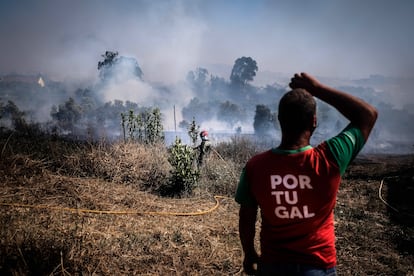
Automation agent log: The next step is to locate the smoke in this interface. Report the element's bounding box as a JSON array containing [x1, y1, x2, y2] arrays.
[[2, 1, 413, 83], [94, 54, 199, 134], [0, 0, 208, 85], [1, 1, 414, 152], [101, 79, 155, 104], [97, 76, 195, 132], [1, 65, 413, 154], [200, 118, 254, 134]]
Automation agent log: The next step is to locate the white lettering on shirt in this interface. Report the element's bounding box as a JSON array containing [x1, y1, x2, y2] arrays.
[[274, 205, 315, 219], [271, 174, 312, 190], [270, 174, 315, 219]]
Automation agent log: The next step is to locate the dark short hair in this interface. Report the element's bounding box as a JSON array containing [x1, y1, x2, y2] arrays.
[[278, 88, 316, 134]]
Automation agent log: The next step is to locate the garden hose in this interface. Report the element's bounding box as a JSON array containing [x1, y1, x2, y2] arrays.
[[0, 195, 232, 216]]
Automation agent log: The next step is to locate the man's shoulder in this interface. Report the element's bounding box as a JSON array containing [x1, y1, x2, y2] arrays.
[[245, 149, 284, 171], [248, 149, 273, 162], [324, 124, 366, 175]]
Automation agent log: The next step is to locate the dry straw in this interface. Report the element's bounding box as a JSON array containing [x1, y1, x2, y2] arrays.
[[0, 136, 249, 275], [2, 134, 413, 275]]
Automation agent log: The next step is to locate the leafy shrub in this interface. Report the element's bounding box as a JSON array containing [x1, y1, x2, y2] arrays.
[[121, 108, 164, 144], [163, 138, 200, 197]]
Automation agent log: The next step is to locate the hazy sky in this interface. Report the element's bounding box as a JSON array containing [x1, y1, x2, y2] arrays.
[[1, 0, 413, 83]]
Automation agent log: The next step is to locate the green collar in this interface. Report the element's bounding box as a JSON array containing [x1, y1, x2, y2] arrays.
[[271, 145, 313, 155]]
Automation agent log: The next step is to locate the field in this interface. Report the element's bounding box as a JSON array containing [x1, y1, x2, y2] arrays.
[[0, 132, 413, 275]]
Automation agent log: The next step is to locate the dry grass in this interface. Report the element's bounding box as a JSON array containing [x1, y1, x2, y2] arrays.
[[0, 134, 245, 275], [1, 133, 413, 275], [1, 175, 242, 275]]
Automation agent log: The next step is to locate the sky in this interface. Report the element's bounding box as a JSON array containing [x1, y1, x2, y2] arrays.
[[0, 0, 413, 84]]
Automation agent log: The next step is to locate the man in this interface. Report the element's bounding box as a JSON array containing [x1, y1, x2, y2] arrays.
[[235, 72, 377, 275], [196, 130, 211, 167]]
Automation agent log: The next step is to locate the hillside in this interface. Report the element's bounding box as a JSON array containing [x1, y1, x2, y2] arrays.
[[0, 133, 413, 275]]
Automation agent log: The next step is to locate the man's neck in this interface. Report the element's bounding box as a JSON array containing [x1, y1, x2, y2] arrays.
[[278, 132, 311, 150]]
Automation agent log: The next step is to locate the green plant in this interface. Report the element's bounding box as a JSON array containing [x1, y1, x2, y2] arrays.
[[121, 108, 164, 144], [187, 117, 200, 146], [146, 108, 164, 144], [164, 138, 199, 197]]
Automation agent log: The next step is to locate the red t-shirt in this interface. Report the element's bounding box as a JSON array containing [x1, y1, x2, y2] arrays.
[[235, 125, 365, 268]]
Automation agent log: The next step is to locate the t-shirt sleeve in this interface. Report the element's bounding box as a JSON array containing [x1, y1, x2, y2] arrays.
[[235, 167, 257, 206], [326, 124, 366, 175]]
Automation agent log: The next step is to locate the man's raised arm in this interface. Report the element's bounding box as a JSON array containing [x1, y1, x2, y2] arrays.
[[289, 72, 378, 141]]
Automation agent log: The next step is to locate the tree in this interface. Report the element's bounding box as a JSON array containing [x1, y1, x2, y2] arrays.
[[230, 56, 258, 86], [98, 51, 119, 70], [209, 74, 229, 99], [0, 100, 28, 132], [74, 88, 97, 113], [186, 67, 211, 100], [146, 107, 164, 144], [253, 104, 276, 136], [97, 51, 143, 81], [186, 67, 209, 88], [98, 51, 119, 81], [217, 101, 246, 127], [120, 107, 164, 144], [181, 97, 214, 124], [50, 98, 82, 133]]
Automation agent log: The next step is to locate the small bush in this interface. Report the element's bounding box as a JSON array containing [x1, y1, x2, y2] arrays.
[[163, 138, 200, 197]]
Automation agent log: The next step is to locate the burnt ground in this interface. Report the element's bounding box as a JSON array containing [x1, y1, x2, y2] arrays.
[[335, 154, 414, 275]]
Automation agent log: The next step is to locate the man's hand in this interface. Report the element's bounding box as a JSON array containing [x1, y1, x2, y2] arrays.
[[289, 71, 378, 141], [239, 205, 258, 275], [288, 72, 322, 95], [243, 251, 258, 275]]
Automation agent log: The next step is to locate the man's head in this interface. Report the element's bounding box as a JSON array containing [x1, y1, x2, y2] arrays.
[[278, 88, 317, 136], [200, 130, 209, 141]]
